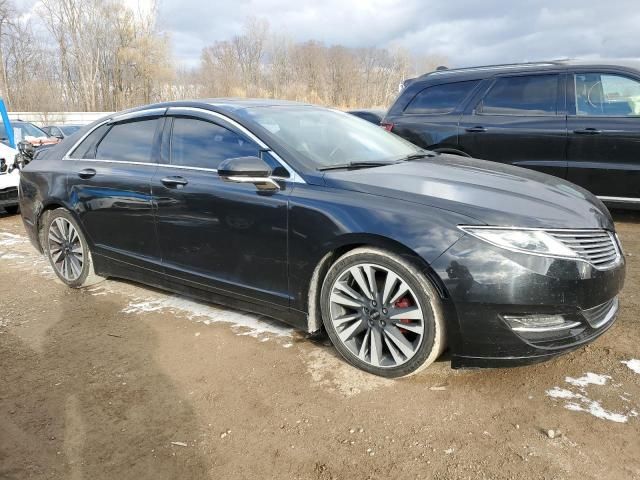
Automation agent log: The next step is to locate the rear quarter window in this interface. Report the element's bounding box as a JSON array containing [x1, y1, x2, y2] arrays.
[[404, 80, 480, 114]]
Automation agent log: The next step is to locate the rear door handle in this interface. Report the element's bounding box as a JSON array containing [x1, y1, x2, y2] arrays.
[[161, 176, 188, 188], [573, 128, 602, 135], [77, 168, 96, 179], [465, 126, 487, 133]]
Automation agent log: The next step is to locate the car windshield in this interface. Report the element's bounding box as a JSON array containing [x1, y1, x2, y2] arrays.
[[15, 122, 48, 138], [60, 125, 81, 135], [238, 106, 421, 169]]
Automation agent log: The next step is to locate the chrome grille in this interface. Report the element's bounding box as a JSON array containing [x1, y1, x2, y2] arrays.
[[581, 297, 619, 329], [547, 229, 621, 269]]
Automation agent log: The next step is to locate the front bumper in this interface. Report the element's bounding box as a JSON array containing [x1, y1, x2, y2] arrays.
[[430, 234, 626, 368], [0, 186, 18, 208]]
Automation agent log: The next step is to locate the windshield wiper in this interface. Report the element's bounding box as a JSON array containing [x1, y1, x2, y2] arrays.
[[317, 161, 395, 172], [400, 151, 438, 161]]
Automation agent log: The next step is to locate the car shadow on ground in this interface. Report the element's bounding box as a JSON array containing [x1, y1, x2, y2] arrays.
[[0, 287, 210, 479]]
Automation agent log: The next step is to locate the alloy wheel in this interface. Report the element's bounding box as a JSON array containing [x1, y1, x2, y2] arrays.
[[47, 217, 84, 282], [328, 263, 425, 368]]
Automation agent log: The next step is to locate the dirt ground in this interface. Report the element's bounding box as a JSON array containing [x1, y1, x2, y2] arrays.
[[0, 210, 639, 480]]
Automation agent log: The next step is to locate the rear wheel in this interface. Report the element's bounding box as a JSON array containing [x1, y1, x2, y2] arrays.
[[320, 247, 445, 378], [43, 208, 103, 287], [4, 205, 19, 215]]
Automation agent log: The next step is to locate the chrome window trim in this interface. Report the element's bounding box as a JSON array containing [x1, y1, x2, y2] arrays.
[[598, 195, 640, 204], [63, 107, 305, 184], [458, 225, 623, 270]]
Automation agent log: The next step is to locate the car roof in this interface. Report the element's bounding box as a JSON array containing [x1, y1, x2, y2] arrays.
[[416, 58, 640, 82]]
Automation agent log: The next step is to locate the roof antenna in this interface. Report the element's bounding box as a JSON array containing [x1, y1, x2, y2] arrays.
[[436, 66, 448, 71]]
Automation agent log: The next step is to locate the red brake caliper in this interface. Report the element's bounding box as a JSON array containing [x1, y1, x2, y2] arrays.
[[394, 296, 412, 335]]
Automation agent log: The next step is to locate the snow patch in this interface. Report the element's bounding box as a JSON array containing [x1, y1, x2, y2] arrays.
[[565, 372, 611, 388], [0, 232, 22, 247], [121, 295, 292, 339], [547, 371, 635, 423], [622, 359, 640, 375]]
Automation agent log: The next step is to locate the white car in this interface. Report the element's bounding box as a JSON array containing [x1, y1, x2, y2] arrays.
[[0, 141, 19, 214]]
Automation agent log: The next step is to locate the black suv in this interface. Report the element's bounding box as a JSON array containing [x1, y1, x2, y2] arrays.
[[383, 60, 640, 206]]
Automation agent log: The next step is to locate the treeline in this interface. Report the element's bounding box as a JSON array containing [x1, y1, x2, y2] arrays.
[[0, 0, 446, 112]]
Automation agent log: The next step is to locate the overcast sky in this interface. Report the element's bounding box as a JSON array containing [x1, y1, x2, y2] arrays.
[[18, 0, 640, 68]]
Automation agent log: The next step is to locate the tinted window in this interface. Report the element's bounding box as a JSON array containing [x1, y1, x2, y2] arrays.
[[405, 81, 479, 114], [170, 117, 259, 169], [575, 73, 640, 116], [96, 119, 158, 162], [60, 125, 81, 135], [480, 75, 559, 115], [69, 124, 110, 159]]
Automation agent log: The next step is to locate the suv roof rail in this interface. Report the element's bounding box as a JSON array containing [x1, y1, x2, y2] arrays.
[[419, 60, 567, 79]]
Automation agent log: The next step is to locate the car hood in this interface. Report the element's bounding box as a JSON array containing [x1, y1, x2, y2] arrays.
[[321, 155, 614, 230]]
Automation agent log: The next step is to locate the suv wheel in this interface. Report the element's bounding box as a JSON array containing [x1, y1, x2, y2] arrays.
[[43, 208, 104, 287], [320, 247, 446, 377]]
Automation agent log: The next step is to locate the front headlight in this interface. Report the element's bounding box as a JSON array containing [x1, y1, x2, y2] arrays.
[[459, 226, 579, 259]]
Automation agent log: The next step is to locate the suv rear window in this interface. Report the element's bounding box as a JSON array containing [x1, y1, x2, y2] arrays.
[[404, 80, 479, 114], [479, 74, 559, 116]]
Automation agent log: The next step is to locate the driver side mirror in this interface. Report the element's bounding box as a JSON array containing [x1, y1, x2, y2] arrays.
[[218, 156, 280, 192]]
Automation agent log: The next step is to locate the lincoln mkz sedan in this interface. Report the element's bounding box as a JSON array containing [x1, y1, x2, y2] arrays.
[[18, 99, 625, 377]]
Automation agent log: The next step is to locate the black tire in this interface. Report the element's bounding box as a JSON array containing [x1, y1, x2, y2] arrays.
[[4, 205, 19, 215], [320, 247, 446, 378], [42, 208, 104, 288]]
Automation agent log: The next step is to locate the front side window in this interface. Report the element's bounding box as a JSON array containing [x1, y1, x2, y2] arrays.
[[405, 80, 479, 114], [96, 119, 159, 163], [575, 73, 640, 116], [479, 74, 559, 116], [169, 117, 259, 169]]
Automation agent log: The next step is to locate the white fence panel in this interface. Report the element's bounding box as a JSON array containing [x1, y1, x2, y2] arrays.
[[7, 112, 114, 127]]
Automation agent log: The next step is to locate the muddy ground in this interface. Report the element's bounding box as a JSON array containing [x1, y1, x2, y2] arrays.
[[0, 210, 639, 480]]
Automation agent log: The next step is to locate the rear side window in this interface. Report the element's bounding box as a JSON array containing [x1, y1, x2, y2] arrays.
[[69, 124, 109, 159], [404, 80, 479, 114], [170, 117, 259, 169], [96, 119, 159, 162], [479, 74, 559, 116], [574, 73, 640, 116]]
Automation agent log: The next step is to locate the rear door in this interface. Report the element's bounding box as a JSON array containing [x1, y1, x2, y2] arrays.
[[458, 73, 568, 178], [65, 111, 163, 269], [566, 70, 640, 199]]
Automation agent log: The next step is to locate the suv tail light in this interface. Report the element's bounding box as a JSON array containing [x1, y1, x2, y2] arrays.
[[381, 122, 394, 132]]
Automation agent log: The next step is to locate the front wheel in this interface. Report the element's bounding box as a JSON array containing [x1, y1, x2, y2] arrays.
[[320, 247, 446, 378], [43, 208, 104, 288]]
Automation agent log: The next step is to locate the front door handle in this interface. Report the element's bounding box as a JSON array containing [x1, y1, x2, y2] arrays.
[[77, 168, 96, 179], [465, 126, 487, 133], [161, 176, 188, 188], [573, 128, 602, 135]]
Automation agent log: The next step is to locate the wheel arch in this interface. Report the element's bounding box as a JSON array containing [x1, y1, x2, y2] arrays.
[[35, 199, 80, 251], [305, 233, 450, 334]]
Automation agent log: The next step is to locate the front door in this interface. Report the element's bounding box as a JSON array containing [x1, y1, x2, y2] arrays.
[[458, 73, 568, 178], [66, 115, 163, 269], [567, 71, 640, 198], [152, 109, 290, 308]]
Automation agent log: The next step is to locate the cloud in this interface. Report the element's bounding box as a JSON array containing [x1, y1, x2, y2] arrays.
[[157, 0, 640, 68]]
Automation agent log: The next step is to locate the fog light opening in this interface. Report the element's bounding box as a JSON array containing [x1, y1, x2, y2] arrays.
[[503, 314, 582, 333]]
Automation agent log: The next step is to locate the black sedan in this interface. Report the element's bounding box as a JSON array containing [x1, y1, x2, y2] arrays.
[[18, 100, 625, 377]]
